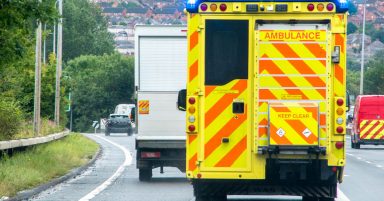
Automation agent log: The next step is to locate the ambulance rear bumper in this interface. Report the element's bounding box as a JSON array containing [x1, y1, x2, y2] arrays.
[[259, 146, 326, 155]]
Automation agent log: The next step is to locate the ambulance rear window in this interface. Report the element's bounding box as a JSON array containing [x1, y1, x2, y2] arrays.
[[205, 20, 248, 85]]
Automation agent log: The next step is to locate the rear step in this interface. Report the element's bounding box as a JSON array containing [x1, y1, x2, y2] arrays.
[[259, 146, 326, 155]]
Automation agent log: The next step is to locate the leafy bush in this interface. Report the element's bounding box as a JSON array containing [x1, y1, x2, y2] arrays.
[[0, 99, 23, 140]]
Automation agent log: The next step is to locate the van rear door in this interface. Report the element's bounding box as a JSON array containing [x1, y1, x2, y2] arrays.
[[358, 96, 384, 140]]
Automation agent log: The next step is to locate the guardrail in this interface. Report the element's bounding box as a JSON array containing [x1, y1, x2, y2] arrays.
[[0, 130, 70, 151]]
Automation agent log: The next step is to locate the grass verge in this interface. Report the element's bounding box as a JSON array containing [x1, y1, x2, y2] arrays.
[[0, 133, 99, 197], [0, 119, 65, 141]]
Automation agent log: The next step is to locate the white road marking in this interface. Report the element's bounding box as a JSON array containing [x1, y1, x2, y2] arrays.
[[365, 161, 372, 164], [356, 157, 362, 160], [79, 135, 132, 201], [376, 165, 383, 168], [337, 188, 350, 201]]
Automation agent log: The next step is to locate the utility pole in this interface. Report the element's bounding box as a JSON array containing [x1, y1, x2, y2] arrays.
[[360, 0, 367, 95], [53, 0, 59, 55], [34, 2, 43, 136], [43, 24, 46, 64], [55, 0, 63, 126], [53, 23, 56, 54]]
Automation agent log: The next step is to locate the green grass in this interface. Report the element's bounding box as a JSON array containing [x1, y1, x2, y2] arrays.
[[0, 133, 99, 197], [0, 119, 65, 141]]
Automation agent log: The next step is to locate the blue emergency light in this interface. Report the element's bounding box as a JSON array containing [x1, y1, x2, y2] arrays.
[[186, 0, 349, 13]]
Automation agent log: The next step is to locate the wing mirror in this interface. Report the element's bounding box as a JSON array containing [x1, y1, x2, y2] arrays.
[[346, 91, 351, 112], [177, 89, 186, 111]]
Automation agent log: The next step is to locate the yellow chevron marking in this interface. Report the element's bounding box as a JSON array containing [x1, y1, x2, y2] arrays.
[[203, 121, 247, 167]]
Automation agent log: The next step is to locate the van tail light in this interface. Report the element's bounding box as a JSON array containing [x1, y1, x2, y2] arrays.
[[141, 152, 161, 158]]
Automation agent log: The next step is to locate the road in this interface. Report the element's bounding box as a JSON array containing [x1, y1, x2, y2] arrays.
[[29, 133, 384, 201]]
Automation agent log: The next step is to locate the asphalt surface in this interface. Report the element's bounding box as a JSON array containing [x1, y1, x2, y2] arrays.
[[28, 133, 384, 201]]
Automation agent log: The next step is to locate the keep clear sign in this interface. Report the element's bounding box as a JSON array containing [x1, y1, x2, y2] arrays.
[[276, 112, 311, 120]]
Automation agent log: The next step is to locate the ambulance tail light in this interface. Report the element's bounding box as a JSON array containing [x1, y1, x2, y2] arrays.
[[219, 4, 227, 11], [327, 3, 334, 11], [189, 97, 196, 104], [336, 126, 343, 133], [187, 96, 198, 134], [335, 142, 344, 149], [210, 3, 217, 11], [334, 97, 346, 135], [307, 4, 315, 11], [188, 125, 196, 132], [317, 4, 324, 11], [332, 166, 338, 172], [337, 98, 344, 106]]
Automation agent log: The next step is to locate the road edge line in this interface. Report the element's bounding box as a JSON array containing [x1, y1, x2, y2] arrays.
[[78, 135, 132, 201], [337, 187, 350, 201], [8, 139, 102, 201]]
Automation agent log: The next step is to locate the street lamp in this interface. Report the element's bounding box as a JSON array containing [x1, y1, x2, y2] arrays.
[[359, 0, 367, 95]]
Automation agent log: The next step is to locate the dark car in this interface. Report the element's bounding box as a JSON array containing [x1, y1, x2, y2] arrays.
[[105, 114, 133, 136]]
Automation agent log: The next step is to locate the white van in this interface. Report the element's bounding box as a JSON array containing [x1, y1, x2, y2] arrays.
[[114, 104, 135, 116]]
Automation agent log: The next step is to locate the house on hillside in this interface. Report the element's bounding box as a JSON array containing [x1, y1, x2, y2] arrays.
[[366, 40, 384, 57], [347, 33, 372, 49], [102, 7, 124, 16]]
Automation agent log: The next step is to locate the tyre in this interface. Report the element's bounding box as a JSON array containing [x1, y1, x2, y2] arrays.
[[139, 168, 152, 181], [355, 142, 360, 149], [127, 127, 133, 136], [105, 131, 110, 136], [195, 195, 227, 201]]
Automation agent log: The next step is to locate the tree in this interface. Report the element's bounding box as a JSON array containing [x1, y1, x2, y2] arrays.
[[0, 0, 58, 66], [347, 22, 358, 35], [372, 28, 384, 43], [348, 2, 357, 15], [61, 0, 115, 62], [64, 54, 134, 132], [347, 58, 360, 71], [346, 70, 360, 98], [364, 51, 384, 95]]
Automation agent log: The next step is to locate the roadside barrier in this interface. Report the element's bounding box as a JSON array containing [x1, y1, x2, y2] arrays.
[[0, 130, 70, 151]]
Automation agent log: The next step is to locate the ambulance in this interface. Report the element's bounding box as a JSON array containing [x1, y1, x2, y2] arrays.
[[351, 95, 384, 149], [178, 0, 349, 200]]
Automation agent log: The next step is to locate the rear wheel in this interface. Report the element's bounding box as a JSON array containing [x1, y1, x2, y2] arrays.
[[127, 127, 133, 136], [139, 168, 152, 181], [355, 142, 360, 149], [351, 138, 355, 149]]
